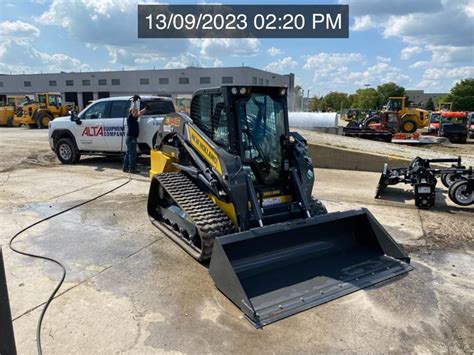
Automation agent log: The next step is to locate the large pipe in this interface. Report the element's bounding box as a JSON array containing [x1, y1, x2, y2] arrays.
[[289, 112, 338, 129]]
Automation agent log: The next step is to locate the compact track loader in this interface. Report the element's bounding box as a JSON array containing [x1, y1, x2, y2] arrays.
[[148, 86, 412, 327]]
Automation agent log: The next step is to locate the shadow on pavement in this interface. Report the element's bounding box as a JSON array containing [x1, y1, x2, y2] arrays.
[[75, 155, 150, 177]]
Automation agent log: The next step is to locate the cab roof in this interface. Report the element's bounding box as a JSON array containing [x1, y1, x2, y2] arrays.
[[93, 95, 172, 102]]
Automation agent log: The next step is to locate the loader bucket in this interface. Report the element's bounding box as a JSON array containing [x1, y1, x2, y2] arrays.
[[209, 208, 412, 327]]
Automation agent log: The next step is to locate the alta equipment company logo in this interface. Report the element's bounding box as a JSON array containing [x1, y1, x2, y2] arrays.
[[82, 126, 124, 137]]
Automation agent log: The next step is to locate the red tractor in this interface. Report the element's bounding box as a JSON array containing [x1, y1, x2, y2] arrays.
[[344, 111, 415, 142]]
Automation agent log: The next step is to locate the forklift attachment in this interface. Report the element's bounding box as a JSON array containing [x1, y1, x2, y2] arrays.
[[209, 208, 412, 327]]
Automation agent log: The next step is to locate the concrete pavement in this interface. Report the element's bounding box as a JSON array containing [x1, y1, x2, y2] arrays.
[[1, 128, 473, 353]]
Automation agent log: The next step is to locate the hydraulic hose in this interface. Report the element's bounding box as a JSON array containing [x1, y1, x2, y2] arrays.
[[9, 177, 131, 355]]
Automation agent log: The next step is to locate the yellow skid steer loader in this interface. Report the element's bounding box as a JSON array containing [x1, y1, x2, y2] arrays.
[[148, 86, 412, 327]]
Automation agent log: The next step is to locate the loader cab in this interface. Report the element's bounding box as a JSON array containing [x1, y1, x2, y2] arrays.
[[190, 86, 289, 187], [386, 97, 404, 112]]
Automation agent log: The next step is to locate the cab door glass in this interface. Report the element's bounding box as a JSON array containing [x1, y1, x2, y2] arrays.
[[109, 100, 129, 118], [83, 101, 108, 120]]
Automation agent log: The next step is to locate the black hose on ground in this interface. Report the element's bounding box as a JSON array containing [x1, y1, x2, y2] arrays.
[[8, 177, 131, 355]]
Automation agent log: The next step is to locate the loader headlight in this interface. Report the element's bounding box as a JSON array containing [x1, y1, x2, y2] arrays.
[[280, 88, 286, 96], [239, 87, 247, 95], [231, 87, 238, 95]]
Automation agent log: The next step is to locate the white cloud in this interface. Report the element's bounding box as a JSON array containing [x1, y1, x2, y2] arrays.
[[213, 59, 223, 67], [409, 61, 431, 69], [382, 1, 473, 47], [0, 20, 40, 39], [0, 39, 91, 73], [376, 56, 391, 63], [302, 52, 412, 94], [340, 0, 443, 16], [38, 0, 190, 66], [417, 66, 474, 91], [426, 45, 474, 64], [267, 46, 283, 56], [466, 2, 474, 17], [400, 46, 422, 60], [352, 16, 377, 31], [191, 38, 260, 59], [264, 57, 298, 73]]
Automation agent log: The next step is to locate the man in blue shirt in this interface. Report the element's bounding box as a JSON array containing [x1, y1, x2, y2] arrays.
[[123, 95, 147, 173]]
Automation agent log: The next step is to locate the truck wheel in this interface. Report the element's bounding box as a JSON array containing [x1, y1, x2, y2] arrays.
[[6, 116, 14, 127], [401, 120, 417, 133], [449, 180, 473, 206], [37, 112, 53, 129], [55, 138, 80, 164], [441, 173, 459, 188]]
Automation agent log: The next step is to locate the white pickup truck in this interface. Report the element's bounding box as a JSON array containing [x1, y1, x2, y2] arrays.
[[48, 96, 175, 164]]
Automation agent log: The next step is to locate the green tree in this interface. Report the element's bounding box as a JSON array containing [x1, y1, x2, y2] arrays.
[[321, 91, 350, 112], [347, 94, 358, 108], [376, 82, 405, 106], [309, 96, 323, 111], [445, 78, 474, 111], [424, 97, 435, 111], [355, 88, 379, 110]]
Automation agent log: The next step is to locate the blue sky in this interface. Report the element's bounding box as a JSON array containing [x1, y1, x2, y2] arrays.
[[0, 0, 473, 95]]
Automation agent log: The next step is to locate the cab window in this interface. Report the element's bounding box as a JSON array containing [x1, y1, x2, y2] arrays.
[[143, 100, 175, 115], [109, 100, 129, 118], [83, 101, 108, 120], [38, 94, 46, 104], [48, 95, 60, 106]]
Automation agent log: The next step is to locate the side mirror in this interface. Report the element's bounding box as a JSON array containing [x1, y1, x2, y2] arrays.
[[70, 111, 81, 125]]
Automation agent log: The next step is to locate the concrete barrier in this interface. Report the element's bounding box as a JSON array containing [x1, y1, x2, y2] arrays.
[[307, 143, 412, 172]]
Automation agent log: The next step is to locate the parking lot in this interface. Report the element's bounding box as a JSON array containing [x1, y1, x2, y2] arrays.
[[1, 128, 473, 353]]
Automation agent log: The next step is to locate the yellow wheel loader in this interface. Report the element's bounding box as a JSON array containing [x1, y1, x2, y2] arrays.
[[14, 93, 73, 129], [0, 96, 24, 127], [383, 96, 429, 133], [148, 86, 412, 327]]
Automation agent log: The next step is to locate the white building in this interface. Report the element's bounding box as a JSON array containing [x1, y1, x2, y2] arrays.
[[0, 67, 294, 110]]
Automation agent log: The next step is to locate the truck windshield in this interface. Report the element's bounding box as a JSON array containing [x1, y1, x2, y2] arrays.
[[237, 93, 286, 185], [143, 100, 175, 115]]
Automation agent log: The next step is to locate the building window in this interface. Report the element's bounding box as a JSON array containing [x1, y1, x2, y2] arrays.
[[265, 79, 269, 86], [200, 77, 211, 84], [66, 80, 74, 86], [159, 77, 169, 85], [140, 78, 150, 85], [179, 77, 189, 84], [98, 79, 107, 86], [222, 76, 233, 84], [49, 80, 57, 87], [252, 77, 257, 85], [24, 81, 31, 87], [259, 78, 263, 85], [0, 82, 4, 87], [82, 79, 90, 86], [111, 79, 120, 86]]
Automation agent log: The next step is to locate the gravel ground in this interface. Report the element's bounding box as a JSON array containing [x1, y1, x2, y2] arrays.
[[295, 128, 474, 167]]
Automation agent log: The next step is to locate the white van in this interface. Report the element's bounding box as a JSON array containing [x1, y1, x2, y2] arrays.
[[48, 96, 175, 164]]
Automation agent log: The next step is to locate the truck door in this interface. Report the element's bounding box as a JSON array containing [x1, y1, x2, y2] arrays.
[[102, 99, 129, 152], [74, 100, 109, 150]]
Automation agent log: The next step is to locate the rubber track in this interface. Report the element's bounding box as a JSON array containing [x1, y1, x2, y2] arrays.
[[155, 173, 235, 260]]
